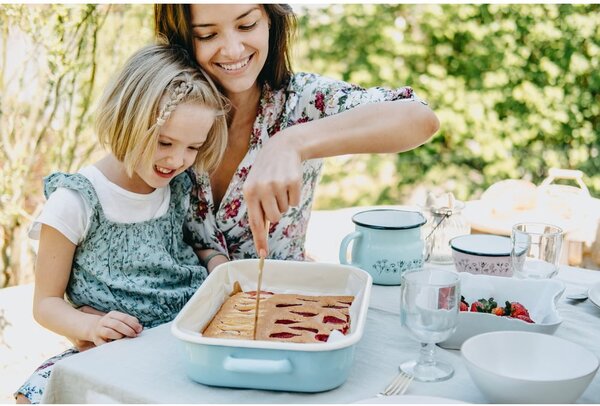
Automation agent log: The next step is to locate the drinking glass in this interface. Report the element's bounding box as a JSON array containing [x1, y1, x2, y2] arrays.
[[400, 267, 460, 382], [511, 223, 563, 279]]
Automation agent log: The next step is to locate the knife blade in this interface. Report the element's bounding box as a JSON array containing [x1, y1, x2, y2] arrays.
[[253, 220, 270, 340]]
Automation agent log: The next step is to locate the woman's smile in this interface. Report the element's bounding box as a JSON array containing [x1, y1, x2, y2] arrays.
[[216, 54, 253, 73]]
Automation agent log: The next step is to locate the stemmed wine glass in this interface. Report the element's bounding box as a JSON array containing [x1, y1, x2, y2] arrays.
[[400, 267, 460, 382]]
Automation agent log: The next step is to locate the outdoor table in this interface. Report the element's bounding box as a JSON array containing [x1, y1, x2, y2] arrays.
[[41, 264, 600, 404]]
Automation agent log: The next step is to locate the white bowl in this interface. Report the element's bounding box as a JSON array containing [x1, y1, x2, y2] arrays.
[[462, 331, 599, 403], [439, 272, 564, 349], [450, 234, 512, 277]]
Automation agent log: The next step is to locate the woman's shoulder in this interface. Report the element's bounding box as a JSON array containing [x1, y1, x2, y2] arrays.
[[287, 72, 352, 92]]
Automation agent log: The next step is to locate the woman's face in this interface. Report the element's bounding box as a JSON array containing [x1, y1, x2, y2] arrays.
[[190, 4, 270, 98]]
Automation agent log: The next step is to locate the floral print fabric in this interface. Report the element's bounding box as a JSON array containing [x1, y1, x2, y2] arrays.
[[15, 348, 79, 404], [185, 72, 420, 260]]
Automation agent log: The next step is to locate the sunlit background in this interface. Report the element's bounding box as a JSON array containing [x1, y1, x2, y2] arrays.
[[0, 4, 599, 401], [2, 4, 598, 289]]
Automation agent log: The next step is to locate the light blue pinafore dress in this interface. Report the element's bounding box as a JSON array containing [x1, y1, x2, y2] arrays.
[[45, 171, 207, 328]]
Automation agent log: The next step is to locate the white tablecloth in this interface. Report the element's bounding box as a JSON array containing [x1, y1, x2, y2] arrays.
[[41, 264, 600, 404]]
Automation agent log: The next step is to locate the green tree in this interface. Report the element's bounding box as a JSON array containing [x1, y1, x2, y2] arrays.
[[296, 4, 600, 207]]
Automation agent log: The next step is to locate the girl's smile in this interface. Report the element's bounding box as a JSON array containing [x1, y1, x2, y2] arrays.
[[134, 102, 216, 192]]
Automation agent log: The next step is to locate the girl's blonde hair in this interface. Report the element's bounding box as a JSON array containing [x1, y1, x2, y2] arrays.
[[95, 44, 228, 176]]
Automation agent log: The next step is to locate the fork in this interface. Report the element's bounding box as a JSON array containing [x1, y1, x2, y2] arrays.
[[377, 370, 414, 397]]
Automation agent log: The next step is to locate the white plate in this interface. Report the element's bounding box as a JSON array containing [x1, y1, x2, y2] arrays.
[[355, 395, 467, 404], [589, 282, 600, 310]]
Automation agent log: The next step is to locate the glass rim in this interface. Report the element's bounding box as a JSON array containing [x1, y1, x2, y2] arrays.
[[512, 222, 563, 236], [401, 268, 459, 287]]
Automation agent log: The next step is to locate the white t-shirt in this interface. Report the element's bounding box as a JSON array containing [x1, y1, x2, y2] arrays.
[[29, 166, 171, 245]]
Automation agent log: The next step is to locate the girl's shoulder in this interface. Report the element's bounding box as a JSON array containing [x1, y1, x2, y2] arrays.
[[44, 170, 97, 201]]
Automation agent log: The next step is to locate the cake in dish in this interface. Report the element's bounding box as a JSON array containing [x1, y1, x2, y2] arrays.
[[202, 290, 354, 343]]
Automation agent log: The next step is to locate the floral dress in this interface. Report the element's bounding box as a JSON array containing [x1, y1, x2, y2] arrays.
[[185, 72, 423, 260]]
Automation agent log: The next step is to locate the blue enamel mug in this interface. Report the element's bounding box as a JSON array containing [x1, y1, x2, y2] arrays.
[[339, 209, 427, 285]]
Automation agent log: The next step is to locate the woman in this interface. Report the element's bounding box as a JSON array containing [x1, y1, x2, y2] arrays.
[[156, 4, 440, 268]]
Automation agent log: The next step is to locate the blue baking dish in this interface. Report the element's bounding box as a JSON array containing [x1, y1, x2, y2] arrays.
[[171, 259, 372, 392]]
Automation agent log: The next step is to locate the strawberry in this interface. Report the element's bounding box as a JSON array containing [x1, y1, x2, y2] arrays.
[[470, 298, 498, 313], [514, 314, 534, 323], [491, 307, 505, 316], [511, 302, 530, 318], [470, 301, 484, 312], [460, 296, 469, 312]]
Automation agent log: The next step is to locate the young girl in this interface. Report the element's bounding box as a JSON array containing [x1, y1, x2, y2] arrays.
[[15, 44, 228, 404]]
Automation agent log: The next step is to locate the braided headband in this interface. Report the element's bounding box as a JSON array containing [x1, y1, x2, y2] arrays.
[[154, 81, 226, 128], [155, 81, 195, 127]]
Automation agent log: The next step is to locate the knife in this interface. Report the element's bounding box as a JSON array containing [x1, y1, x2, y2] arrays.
[[253, 220, 270, 340]]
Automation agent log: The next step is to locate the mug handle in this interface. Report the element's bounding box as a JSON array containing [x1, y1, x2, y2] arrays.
[[339, 231, 361, 265]]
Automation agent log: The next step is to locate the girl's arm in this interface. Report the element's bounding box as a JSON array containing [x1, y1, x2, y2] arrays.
[[197, 248, 229, 274], [33, 224, 143, 346], [244, 100, 440, 253]]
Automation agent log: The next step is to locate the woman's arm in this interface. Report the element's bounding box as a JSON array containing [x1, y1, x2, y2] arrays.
[[33, 225, 143, 346], [244, 100, 439, 254]]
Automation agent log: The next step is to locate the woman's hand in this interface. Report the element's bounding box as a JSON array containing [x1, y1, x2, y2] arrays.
[[243, 132, 302, 255], [87, 310, 143, 346]]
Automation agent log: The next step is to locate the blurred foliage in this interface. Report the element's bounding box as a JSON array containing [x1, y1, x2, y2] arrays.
[[0, 4, 599, 286], [0, 4, 152, 286], [296, 4, 600, 207]]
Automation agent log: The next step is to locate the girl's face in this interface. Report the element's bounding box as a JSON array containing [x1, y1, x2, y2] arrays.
[[135, 102, 215, 191], [190, 4, 270, 98]]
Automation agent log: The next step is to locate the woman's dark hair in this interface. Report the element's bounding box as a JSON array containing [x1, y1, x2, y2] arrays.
[[154, 4, 296, 90]]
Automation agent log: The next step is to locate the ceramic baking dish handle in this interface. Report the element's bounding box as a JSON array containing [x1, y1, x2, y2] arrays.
[[223, 355, 293, 374]]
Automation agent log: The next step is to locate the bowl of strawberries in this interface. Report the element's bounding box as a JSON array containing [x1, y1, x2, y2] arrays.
[[438, 272, 565, 349]]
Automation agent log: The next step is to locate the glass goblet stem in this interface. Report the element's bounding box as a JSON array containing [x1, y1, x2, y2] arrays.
[[418, 342, 436, 368]]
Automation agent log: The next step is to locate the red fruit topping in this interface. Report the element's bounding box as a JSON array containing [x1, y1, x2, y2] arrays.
[[322, 305, 347, 309], [460, 302, 469, 312], [275, 319, 298, 325], [269, 332, 300, 339], [276, 303, 301, 308], [323, 315, 346, 324], [315, 334, 329, 342], [247, 291, 274, 297], [340, 301, 353, 305], [290, 311, 317, 317], [290, 326, 319, 333]]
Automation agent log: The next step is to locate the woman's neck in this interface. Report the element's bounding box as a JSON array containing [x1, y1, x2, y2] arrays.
[[226, 84, 261, 132]]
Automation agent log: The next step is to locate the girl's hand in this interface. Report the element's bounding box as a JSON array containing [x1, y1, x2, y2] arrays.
[[243, 132, 302, 255], [78, 305, 107, 316], [88, 310, 143, 346], [68, 337, 96, 352], [67, 305, 108, 350]]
